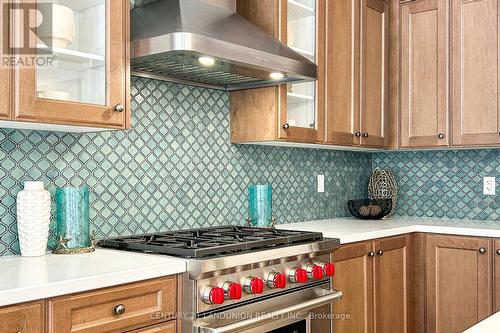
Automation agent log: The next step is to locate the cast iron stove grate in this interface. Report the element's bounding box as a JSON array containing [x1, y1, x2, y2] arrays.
[[98, 226, 323, 258]]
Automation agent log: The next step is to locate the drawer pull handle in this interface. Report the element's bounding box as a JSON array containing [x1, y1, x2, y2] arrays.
[[479, 247, 486, 254], [376, 250, 383, 256], [367, 251, 375, 257], [496, 249, 500, 255], [113, 304, 126, 315]]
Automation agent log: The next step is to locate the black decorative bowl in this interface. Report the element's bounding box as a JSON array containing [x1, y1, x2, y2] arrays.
[[348, 199, 392, 220]]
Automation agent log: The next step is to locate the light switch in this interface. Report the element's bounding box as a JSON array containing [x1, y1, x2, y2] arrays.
[[483, 177, 496, 195], [317, 175, 324, 193]]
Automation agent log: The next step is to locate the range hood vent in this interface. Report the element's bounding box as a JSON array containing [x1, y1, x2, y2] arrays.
[[130, 0, 317, 91]]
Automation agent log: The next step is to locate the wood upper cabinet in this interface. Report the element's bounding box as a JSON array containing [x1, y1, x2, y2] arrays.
[[426, 234, 492, 333], [400, 0, 449, 148], [331, 241, 374, 333], [12, 0, 130, 130], [231, 0, 325, 144], [326, 0, 389, 148], [451, 0, 500, 147], [0, 0, 11, 120], [373, 235, 410, 333], [494, 239, 500, 313], [0, 301, 45, 333], [360, 0, 389, 147], [325, 0, 360, 146]]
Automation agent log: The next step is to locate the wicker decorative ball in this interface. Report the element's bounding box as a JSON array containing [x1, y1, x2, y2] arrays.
[[368, 169, 398, 218]]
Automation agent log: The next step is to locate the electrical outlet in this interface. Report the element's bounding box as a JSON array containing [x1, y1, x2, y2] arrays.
[[317, 175, 324, 193], [483, 177, 496, 195]]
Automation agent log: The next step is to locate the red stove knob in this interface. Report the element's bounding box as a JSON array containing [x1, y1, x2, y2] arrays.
[[267, 272, 286, 289], [322, 262, 336, 277], [288, 267, 308, 283], [222, 281, 242, 300], [202, 286, 225, 305], [306, 264, 324, 280], [244, 277, 264, 294]]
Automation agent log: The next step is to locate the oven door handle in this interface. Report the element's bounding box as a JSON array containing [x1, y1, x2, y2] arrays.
[[194, 289, 343, 333]]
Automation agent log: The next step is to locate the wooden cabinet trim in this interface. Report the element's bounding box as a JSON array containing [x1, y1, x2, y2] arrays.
[[13, 0, 129, 129], [494, 239, 500, 313]]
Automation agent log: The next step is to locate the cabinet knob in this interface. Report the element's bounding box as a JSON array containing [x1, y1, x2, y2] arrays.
[[113, 304, 126, 315], [114, 104, 125, 112], [367, 251, 375, 257], [479, 247, 486, 254], [283, 123, 290, 130], [376, 250, 383, 256], [438, 133, 445, 139], [354, 131, 361, 137], [362, 133, 369, 138], [496, 249, 500, 255]]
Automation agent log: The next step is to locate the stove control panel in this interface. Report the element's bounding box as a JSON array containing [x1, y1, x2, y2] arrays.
[[196, 254, 335, 312]]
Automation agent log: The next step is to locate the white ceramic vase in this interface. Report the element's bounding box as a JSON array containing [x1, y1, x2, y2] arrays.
[[16, 181, 51, 257]]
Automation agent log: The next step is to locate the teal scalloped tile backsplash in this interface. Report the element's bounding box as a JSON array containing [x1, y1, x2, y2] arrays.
[[0, 76, 498, 256], [373, 150, 499, 220], [0, 77, 370, 256]]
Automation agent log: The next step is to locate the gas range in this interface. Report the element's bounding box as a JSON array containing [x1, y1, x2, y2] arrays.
[[99, 226, 342, 332]]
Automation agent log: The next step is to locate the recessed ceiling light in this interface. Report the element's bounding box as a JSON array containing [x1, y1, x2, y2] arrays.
[[269, 72, 284, 80], [199, 56, 215, 67]]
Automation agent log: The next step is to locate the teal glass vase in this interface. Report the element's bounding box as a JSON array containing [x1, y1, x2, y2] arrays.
[[55, 187, 91, 252], [248, 184, 273, 227]]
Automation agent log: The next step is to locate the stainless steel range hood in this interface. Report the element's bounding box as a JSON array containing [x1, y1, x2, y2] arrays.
[[130, 0, 317, 91]]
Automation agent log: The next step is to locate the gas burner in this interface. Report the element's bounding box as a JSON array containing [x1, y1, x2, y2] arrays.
[[98, 226, 323, 258]]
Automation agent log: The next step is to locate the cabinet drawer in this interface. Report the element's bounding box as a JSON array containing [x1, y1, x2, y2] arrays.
[[48, 276, 177, 333], [0, 301, 45, 333], [127, 321, 176, 333]]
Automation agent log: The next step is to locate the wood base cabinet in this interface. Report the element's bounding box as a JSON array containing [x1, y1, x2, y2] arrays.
[[331, 235, 410, 333], [494, 239, 500, 313], [0, 301, 45, 333], [425, 235, 492, 333]]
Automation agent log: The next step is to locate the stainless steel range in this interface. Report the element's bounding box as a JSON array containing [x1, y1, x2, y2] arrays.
[[99, 226, 342, 332]]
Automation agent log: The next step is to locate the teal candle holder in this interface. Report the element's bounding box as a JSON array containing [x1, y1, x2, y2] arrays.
[[247, 184, 275, 228], [53, 186, 95, 254]]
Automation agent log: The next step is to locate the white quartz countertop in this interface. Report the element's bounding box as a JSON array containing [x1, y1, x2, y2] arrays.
[[463, 310, 500, 332], [0, 248, 186, 307], [282, 216, 500, 244]]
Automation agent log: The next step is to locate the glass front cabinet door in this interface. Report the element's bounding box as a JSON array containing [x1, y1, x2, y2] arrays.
[[13, 0, 129, 130], [279, 0, 325, 143]]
